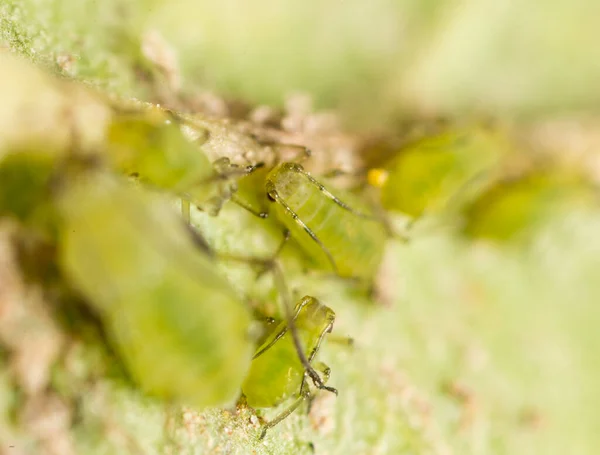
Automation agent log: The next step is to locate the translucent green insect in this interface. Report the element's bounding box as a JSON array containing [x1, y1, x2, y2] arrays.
[[262, 162, 388, 283], [367, 128, 507, 219], [0, 148, 255, 408], [242, 295, 335, 438], [461, 167, 599, 242], [106, 107, 257, 219]]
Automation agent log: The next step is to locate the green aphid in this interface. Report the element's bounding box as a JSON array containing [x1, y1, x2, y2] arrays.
[[264, 162, 387, 282], [57, 170, 255, 408], [106, 108, 244, 217], [0, 147, 254, 408], [242, 296, 335, 438], [461, 168, 599, 242], [368, 128, 507, 219]]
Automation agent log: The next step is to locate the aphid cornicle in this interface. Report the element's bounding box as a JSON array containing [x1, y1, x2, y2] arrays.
[[264, 162, 387, 282], [242, 296, 335, 438]]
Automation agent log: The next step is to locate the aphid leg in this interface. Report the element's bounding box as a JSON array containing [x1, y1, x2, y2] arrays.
[[368, 192, 410, 243], [200, 159, 270, 218], [259, 362, 331, 439], [183, 223, 215, 257], [265, 185, 339, 275], [259, 387, 311, 439], [255, 229, 290, 279], [230, 195, 269, 219], [283, 163, 378, 220]]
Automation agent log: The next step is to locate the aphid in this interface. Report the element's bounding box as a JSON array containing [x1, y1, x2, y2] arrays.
[[0, 148, 255, 408], [242, 295, 335, 438], [367, 128, 507, 219], [461, 167, 598, 242], [106, 108, 244, 217], [264, 162, 388, 282]]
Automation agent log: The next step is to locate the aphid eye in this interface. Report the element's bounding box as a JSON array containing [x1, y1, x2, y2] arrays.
[[267, 192, 276, 202]]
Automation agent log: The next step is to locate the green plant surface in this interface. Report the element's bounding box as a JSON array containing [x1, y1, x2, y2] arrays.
[[3, 0, 600, 129]]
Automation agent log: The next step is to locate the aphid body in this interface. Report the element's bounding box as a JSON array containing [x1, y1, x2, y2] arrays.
[[265, 162, 387, 282], [369, 128, 506, 218], [242, 296, 334, 436], [57, 170, 255, 407]]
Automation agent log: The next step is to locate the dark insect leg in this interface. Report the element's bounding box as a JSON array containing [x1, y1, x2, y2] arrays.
[[259, 387, 311, 439], [260, 361, 332, 439], [231, 195, 269, 219], [265, 185, 339, 275]]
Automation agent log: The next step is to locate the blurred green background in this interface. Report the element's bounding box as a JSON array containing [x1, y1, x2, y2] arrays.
[[3, 0, 600, 128]]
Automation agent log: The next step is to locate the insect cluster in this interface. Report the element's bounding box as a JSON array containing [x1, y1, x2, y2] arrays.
[[1, 53, 598, 442], [0, 54, 389, 439]]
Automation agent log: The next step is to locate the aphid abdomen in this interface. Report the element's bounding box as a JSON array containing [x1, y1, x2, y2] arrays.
[[266, 163, 386, 281], [58, 172, 254, 408]]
